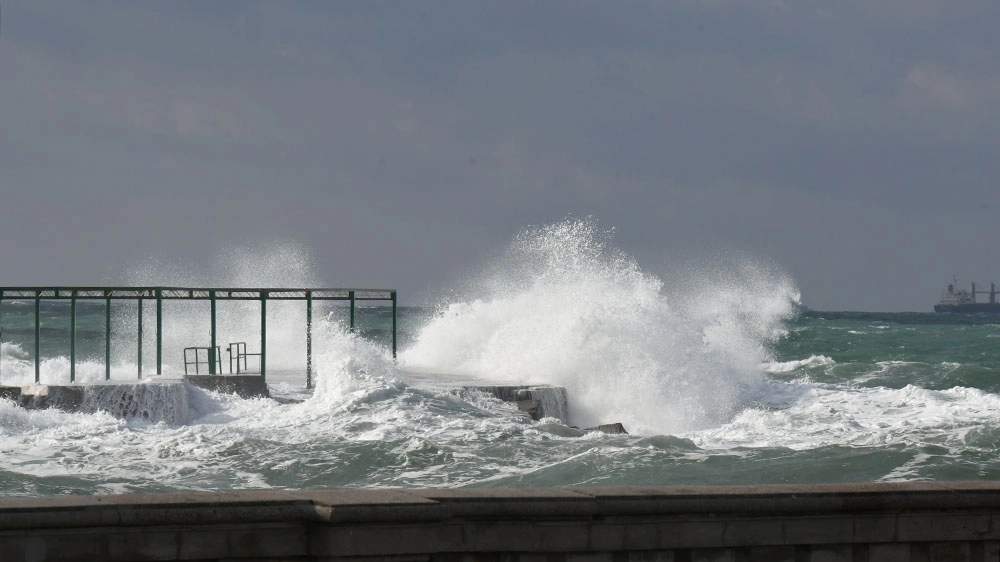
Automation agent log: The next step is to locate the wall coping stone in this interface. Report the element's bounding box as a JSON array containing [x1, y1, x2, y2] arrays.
[[3, 482, 1000, 530], [4, 484, 1000, 560]]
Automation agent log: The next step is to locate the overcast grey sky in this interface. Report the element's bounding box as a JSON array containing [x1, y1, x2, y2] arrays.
[[2, 1, 998, 311]]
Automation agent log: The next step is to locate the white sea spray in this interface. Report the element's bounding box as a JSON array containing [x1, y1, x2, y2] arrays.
[[401, 218, 801, 435]]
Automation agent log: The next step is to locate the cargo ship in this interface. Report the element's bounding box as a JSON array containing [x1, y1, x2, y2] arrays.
[[934, 280, 1000, 313]]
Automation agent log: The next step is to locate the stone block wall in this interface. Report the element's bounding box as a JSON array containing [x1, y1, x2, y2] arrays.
[[2, 482, 1000, 561]]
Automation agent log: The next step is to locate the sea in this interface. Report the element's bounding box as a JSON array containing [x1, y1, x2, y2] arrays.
[[2, 220, 1000, 497]]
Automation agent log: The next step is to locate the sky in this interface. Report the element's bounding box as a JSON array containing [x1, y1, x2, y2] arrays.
[[1, 1, 998, 312]]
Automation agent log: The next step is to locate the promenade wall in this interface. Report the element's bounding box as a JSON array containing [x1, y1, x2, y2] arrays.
[[2, 482, 999, 562]]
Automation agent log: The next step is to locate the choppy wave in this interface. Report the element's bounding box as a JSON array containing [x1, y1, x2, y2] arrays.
[[763, 355, 836, 373], [688, 380, 1000, 453], [0, 342, 28, 361]]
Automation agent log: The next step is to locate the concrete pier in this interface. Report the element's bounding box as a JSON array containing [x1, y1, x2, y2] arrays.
[[2, 377, 575, 426], [184, 375, 269, 399], [0, 376, 269, 424], [2, 482, 1000, 561], [399, 371, 577, 425], [1, 375, 634, 434], [463, 385, 569, 422], [0, 385, 22, 402]]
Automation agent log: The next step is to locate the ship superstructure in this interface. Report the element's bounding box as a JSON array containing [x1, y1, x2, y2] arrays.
[[934, 280, 1000, 313]]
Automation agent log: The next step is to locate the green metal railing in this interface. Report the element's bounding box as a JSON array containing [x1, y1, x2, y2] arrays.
[[183, 346, 222, 375], [0, 287, 398, 388]]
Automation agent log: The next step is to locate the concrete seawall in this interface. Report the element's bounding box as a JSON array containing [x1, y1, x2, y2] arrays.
[[3, 482, 1000, 561]]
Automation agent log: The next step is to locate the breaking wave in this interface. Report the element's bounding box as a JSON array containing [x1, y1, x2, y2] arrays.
[[764, 355, 836, 373], [401, 218, 800, 435]]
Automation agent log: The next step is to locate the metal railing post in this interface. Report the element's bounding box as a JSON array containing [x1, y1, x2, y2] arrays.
[[260, 291, 267, 381], [105, 296, 111, 381], [34, 294, 40, 383], [209, 290, 217, 375], [306, 291, 312, 389], [70, 293, 77, 383], [156, 289, 163, 375], [137, 297, 143, 379], [349, 290, 355, 332], [391, 291, 397, 359]]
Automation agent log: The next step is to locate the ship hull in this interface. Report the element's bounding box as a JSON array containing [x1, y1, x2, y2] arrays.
[[934, 303, 1000, 313]]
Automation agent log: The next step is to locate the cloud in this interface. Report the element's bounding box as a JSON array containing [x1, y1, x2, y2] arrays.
[[860, 0, 948, 22], [903, 65, 1000, 109], [1, 1, 999, 309]]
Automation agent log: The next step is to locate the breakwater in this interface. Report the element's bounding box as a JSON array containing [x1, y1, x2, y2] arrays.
[[0, 376, 269, 424], [1, 482, 998, 561], [0, 377, 574, 425]]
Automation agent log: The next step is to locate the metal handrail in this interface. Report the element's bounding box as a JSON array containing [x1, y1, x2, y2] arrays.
[[183, 347, 222, 375]]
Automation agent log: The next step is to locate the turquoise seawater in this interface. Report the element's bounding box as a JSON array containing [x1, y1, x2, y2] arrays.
[[2, 303, 1000, 496]]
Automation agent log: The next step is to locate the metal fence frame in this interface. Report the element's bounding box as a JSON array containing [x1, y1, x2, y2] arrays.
[[0, 287, 397, 388]]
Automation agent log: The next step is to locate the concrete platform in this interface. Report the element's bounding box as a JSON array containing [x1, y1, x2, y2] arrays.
[[184, 375, 269, 399], [3, 374, 623, 432], [0, 386, 20, 402], [0, 376, 269, 424], [400, 370, 574, 424], [463, 384, 569, 422]]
